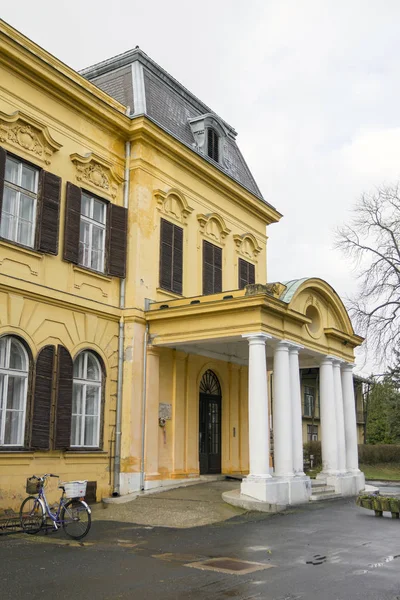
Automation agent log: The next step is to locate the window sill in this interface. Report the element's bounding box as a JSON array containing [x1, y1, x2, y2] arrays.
[[156, 287, 183, 300], [73, 264, 112, 282], [0, 238, 44, 260], [64, 449, 107, 455]]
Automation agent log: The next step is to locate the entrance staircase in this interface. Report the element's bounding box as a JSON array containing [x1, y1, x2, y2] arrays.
[[310, 480, 341, 501]]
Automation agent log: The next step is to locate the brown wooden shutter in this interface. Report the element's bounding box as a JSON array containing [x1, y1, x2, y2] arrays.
[[36, 171, 61, 255], [239, 258, 255, 289], [54, 345, 73, 450], [108, 204, 128, 278], [31, 345, 55, 450], [172, 225, 183, 294], [0, 146, 6, 220], [63, 182, 81, 264], [213, 245, 222, 293], [160, 218, 173, 290], [203, 240, 214, 295]]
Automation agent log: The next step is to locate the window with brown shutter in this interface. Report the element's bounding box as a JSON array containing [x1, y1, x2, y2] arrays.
[[203, 240, 222, 295], [238, 258, 255, 289], [54, 345, 73, 450], [31, 346, 55, 450], [0, 147, 61, 254], [63, 183, 128, 278], [159, 218, 183, 295]]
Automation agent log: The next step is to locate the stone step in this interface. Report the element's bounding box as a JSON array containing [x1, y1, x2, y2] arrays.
[[311, 485, 336, 493], [310, 491, 342, 501]]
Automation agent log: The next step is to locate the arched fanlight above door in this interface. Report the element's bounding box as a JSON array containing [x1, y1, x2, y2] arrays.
[[199, 369, 221, 396]]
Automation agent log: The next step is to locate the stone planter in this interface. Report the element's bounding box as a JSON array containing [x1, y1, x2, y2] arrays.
[[356, 494, 400, 519]]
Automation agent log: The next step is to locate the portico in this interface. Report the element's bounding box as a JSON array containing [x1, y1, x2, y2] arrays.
[[144, 278, 365, 508]]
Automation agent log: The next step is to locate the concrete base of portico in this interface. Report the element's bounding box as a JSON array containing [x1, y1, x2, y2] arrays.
[[317, 470, 366, 496], [240, 474, 312, 507], [222, 488, 286, 513]]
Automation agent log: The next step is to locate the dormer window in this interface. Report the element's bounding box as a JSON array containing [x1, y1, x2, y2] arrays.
[[207, 128, 219, 162], [189, 113, 233, 166]]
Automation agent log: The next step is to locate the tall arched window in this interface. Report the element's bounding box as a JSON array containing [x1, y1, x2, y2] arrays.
[[207, 128, 219, 162], [71, 351, 102, 447], [0, 336, 29, 446]]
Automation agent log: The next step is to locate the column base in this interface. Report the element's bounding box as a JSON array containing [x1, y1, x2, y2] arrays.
[[241, 475, 311, 506], [318, 471, 366, 496]]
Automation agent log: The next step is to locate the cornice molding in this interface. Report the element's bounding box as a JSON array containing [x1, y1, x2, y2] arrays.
[[0, 110, 62, 165], [70, 152, 124, 199]]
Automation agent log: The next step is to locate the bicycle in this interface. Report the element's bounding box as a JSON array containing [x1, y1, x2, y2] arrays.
[[19, 474, 91, 540]]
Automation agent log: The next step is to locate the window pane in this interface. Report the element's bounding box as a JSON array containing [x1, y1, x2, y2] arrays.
[[92, 225, 104, 253], [9, 339, 26, 370], [17, 219, 34, 247], [4, 409, 23, 445], [5, 158, 18, 185], [71, 415, 81, 446], [72, 383, 84, 415], [73, 353, 85, 379], [85, 386, 100, 415], [21, 164, 37, 193], [6, 376, 25, 410], [0, 339, 7, 369], [81, 194, 91, 218], [19, 194, 35, 222], [1, 187, 17, 241], [93, 199, 106, 224], [79, 221, 91, 267], [84, 416, 97, 446], [86, 354, 101, 381]]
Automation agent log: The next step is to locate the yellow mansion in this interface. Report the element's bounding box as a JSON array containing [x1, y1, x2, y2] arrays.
[[0, 21, 365, 511]]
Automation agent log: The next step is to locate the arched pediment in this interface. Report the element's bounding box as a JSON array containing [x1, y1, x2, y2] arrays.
[[155, 188, 194, 223], [70, 152, 124, 199], [233, 233, 262, 259], [197, 212, 231, 243], [279, 277, 356, 339]]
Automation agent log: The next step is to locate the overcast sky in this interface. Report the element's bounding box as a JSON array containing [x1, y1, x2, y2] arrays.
[[3, 0, 400, 374]]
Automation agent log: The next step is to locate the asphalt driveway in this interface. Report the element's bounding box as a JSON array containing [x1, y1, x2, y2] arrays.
[[1, 484, 400, 600]]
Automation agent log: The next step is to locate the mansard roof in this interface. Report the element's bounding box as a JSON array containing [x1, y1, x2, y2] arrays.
[[80, 48, 264, 201]]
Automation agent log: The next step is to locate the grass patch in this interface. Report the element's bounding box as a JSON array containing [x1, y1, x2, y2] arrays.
[[360, 463, 400, 481]]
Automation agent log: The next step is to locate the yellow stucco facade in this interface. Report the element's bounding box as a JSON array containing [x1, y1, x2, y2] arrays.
[[0, 21, 363, 511]]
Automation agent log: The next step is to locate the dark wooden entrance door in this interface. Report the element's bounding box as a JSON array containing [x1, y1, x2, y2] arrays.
[[199, 370, 222, 475]]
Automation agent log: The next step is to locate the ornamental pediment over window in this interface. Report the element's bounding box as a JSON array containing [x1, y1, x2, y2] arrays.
[[70, 152, 124, 199], [0, 110, 62, 165], [197, 212, 231, 244], [154, 188, 194, 223], [233, 233, 262, 259]]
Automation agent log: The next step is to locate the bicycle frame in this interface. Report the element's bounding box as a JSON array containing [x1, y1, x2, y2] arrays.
[[34, 482, 91, 530]]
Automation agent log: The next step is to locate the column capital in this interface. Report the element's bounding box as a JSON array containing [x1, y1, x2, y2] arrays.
[[287, 341, 304, 353], [242, 333, 272, 344], [320, 355, 336, 366], [332, 357, 345, 367], [341, 362, 355, 373]]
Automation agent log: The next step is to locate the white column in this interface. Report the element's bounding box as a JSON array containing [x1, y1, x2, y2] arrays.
[[319, 356, 338, 474], [333, 359, 347, 473], [242, 333, 271, 477], [289, 345, 305, 476], [341, 364, 360, 473], [273, 341, 294, 477]]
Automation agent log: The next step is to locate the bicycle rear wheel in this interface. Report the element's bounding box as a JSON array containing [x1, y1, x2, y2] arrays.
[[20, 496, 44, 534], [61, 499, 91, 540]]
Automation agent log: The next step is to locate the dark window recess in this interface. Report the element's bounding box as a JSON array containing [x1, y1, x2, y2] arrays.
[[159, 218, 183, 295], [31, 346, 55, 450], [85, 481, 97, 504], [238, 258, 255, 289], [63, 182, 128, 278], [207, 128, 219, 162], [203, 240, 222, 295], [54, 345, 73, 450], [0, 146, 61, 254]]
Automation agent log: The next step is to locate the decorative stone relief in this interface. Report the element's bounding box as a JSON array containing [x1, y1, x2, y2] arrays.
[[70, 152, 124, 199], [154, 188, 193, 223], [0, 110, 62, 165], [233, 233, 262, 259], [197, 213, 231, 244]]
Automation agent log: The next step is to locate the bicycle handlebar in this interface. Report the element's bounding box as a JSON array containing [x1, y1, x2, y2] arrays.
[[30, 473, 59, 480]]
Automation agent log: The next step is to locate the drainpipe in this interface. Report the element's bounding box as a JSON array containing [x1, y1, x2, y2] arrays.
[[140, 324, 149, 491], [113, 138, 131, 496]]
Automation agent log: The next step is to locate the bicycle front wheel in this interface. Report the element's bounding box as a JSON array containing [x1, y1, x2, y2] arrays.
[[20, 496, 44, 534], [61, 499, 91, 540]]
